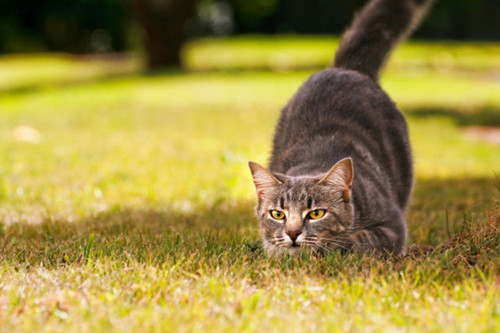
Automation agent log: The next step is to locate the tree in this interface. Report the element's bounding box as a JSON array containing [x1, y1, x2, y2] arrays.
[[129, 0, 195, 69]]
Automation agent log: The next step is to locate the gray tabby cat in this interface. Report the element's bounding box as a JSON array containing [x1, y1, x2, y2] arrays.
[[249, 0, 434, 256]]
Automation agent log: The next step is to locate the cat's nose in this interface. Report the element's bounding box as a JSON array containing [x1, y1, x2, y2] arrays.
[[286, 229, 302, 242]]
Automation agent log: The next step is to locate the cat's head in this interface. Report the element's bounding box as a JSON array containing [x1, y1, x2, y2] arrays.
[[249, 158, 355, 256]]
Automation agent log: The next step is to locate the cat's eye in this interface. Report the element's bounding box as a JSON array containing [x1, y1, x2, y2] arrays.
[[308, 209, 326, 220], [270, 210, 285, 220]]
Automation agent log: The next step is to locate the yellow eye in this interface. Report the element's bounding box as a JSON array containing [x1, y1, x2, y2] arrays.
[[270, 210, 285, 220], [308, 209, 325, 220]]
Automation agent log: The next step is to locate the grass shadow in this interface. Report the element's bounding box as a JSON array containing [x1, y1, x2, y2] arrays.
[[407, 106, 500, 127], [0, 201, 262, 268], [0, 176, 497, 280], [0, 62, 192, 97]]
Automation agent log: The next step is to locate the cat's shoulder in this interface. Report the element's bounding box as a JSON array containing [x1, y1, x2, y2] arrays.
[[294, 68, 385, 103]]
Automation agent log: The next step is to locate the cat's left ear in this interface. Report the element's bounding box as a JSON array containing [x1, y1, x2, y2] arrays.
[[248, 161, 282, 200], [318, 157, 353, 202]]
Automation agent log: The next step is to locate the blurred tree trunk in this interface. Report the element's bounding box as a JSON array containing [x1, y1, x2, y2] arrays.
[[130, 0, 195, 69]]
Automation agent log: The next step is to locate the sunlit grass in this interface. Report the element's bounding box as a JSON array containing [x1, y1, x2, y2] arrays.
[[184, 35, 500, 72], [0, 53, 142, 93], [3, 35, 500, 93], [0, 36, 499, 331]]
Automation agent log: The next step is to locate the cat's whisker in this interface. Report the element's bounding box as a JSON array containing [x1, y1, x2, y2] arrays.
[[316, 236, 352, 246], [314, 242, 336, 255], [320, 239, 350, 251], [298, 242, 316, 248], [317, 236, 351, 242], [274, 239, 292, 247]]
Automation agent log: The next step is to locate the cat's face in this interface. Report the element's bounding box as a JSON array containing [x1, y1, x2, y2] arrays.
[[249, 158, 354, 255]]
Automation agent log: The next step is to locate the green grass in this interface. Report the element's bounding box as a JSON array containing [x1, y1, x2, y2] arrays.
[[0, 53, 142, 93], [184, 36, 500, 72], [0, 36, 499, 332]]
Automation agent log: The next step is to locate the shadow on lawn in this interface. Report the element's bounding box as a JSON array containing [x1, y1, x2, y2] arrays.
[[0, 67, 188, 97], [0, 177, 498, 271], [407, 106, 500, 127]]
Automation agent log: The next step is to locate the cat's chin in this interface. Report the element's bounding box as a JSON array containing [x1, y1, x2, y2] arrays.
[[264, 241, 305, 256], [263, 239, 317, 256], [287, 245, 302, 255]]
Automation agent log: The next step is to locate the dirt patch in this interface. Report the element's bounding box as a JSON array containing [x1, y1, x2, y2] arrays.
[[463, 126, 500, 145]]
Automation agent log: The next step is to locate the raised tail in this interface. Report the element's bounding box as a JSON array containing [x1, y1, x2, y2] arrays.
[[333, 0, 434, 81]]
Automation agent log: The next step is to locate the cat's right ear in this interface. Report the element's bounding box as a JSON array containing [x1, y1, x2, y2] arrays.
[[318, 157, 354, 202], [248, 161, 282, 200]]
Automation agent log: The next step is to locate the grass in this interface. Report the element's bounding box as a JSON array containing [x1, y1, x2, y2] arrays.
[[0, 36, 499, 332], [184, 35, 500, 72]]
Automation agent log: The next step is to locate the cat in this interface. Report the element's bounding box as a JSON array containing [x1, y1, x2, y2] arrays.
[[249, 0, 434, 256]]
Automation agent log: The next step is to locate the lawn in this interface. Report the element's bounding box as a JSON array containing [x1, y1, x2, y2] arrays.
[[0, 36, 499, 332]]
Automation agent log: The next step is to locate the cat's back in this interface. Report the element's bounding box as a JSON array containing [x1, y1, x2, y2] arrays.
[[280, 68, 401, 127], [269, 68, 413, 209], [271, 68, 408, 161]]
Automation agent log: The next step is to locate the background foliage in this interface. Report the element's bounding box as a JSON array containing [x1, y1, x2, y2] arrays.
[[0, 0, 128, 53], [1, 0, 499, 55]]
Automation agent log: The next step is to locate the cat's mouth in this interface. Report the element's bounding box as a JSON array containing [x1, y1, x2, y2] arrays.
[[287, 244, 302, 255]]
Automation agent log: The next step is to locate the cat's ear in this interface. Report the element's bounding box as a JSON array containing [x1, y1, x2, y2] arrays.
[[248, 161, 282, 200], [318, 157, 353, 202]]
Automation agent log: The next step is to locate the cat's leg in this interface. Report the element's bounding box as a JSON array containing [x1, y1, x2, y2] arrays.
[[348, 218, 406, 256]]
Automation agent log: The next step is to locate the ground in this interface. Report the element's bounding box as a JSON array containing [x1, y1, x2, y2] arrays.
[[0, 36, 499, 332]]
